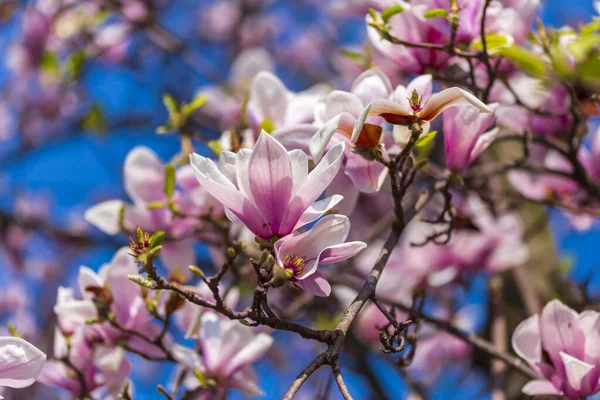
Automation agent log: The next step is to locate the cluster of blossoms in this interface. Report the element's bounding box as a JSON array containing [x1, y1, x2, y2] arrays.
[[3, 0, 600, 399]]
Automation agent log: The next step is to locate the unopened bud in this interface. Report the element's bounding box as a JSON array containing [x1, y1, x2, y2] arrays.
[[128, 274, 154, 288], [189, 265, 205, 279], [269, 264, 293, 288]]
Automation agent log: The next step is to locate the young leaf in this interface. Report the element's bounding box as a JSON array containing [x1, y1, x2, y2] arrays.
[[471, 34, 513, 54], [163, 94, 178, 116], [207, 140, 224, 155], [65, 49, 87, 79], [415, 130, 438, 147], [340, 49, 363, 62], [164, 164, 176, 199], [381, 5, 404, 23], [423, 8, 449, 19], [183, 94, 208, 116], [149, 231, 165, 250]]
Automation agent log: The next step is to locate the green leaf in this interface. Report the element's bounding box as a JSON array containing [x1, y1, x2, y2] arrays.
[[415, 130, 438, 147], [65, 49, 87, 79], [40, 51, 60, 75], [183, 94, 208, 116], [259, 118, 276, 134], [340, 49, 363, 62], [81, 103, 106, 132], [471, 34, 513, 54], [207, 140, 224, 155], [163, 94, 178, 116], [498, 45, 547, 78], [423, 8, 449, 19], [580, 19, 600, 36], [381, 5, 404, 23], [164, 164, 176, 199], [149, 231, 165, 249]]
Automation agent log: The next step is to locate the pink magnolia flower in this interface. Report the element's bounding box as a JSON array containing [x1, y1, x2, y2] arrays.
[[0, 337, 46, 390], [366, 1, 452, 74], [442, 104, 498, 173], [274, 215, 366, 297], [310, 69, 393, 196], [38, 326, 131, 397], [85, 147, 220, 271], [173, 311, 273, 397], [512, 299, 600, 399], [53, 248, 170, 360], [190, 132, 345, 239], [348, 74, 492, 146]]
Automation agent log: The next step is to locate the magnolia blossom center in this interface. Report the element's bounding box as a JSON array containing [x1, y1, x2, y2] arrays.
[[409, 89, 423, 113], [282, 254, 306, 278]]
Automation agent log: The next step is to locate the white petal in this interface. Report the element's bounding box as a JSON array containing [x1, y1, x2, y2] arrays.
[[0, 337, 46, 389], [294, 195, 343, 230], [522, 379, 562, 396], [511, 314, 541, 365], [84, 200, 124, 235], [420, 88, 492, 121], [226, 333, 273, 375], [559, 351, 594, 391]]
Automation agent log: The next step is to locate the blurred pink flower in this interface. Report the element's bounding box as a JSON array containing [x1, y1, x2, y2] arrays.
[[512, 299, 600, 399], [173, 311, 273, 397]]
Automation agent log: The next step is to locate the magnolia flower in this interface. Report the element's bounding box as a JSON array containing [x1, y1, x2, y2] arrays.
[[512, 299, 600, 399], [173, 311, 273, 397], [309, 69, 393, 197], [366, 1, 451, 74], [0, 337, 46, 390], [190, 131, 345, 239], [38, 327, 130, 397], [273, 215, 366, 296], [442, 104, 499, 173], [54, 248, 169, 360], [246, 72, 328, 132], [349, 74, 492, 147], [85, 147, 219, 271]]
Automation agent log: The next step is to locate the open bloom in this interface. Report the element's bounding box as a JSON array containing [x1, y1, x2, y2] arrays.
[[349, 74, 492, 146], [0, 337, 46, 390], [274, 215, 366, 296], [173, 311, 273, 397], [190, 131, 344, 239], [512, 299, 600, 399], [442, 104, 498, 173], [309, 69, 393, 197]]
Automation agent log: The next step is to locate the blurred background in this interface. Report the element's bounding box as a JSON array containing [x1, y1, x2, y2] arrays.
[[0, 0, 598, 399]]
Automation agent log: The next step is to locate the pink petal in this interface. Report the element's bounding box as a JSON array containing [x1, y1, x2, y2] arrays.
[[559, 352, 594, 392], [199, 312, 223, 373], [229, 365, 264, 396], [420, 87, 491, 121], [522, 379, 562, 396], [469, 127, 500, 166], [540, 299, 586, 368], [294, 195, 343, 230], [511, 314, 541, 366], [0, 337, 46, 389], [294, 271, 331, 297], [190, 153, 271, 238], [280, 142, 344, 235], [84, 200, 124, 235], [159, 239, 195, 272], [226, 333, 273, 375], [247, 72, 289, 129], [248, 132, 294, 234], [323, 91, 363, 120], [78, 266, 104, 297], [351, 69, 393, 105], [310, 112, 353, 162], [289, 149, 308, 195], [124, 146, 165, 205], [318, 241, 367, 264], [344, 151, 388, 193]]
